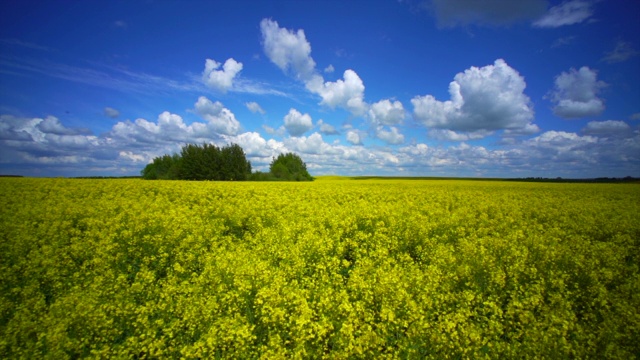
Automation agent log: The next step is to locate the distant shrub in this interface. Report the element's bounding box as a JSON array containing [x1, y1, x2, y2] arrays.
[[269, 153, 313, 181]]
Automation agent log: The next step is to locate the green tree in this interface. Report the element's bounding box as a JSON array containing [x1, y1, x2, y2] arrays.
[[269, 153, 313, 181], [202, 143, 221, 180], [220, 143, 251, 181], [142, 143, 252, 181], [141, 154, 181, 180], [179, 144, 208, 180]]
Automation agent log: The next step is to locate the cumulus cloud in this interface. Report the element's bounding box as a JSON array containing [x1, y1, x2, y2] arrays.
[[224, 131, 285, 158], [527, 130, 597, 148], [0, 115, 102, 168], [324, 64, 335, 73], [428, 129, 492, 142], [110, 112, 209, 144], [533, 0, 594, 28], [262, 124, 286, 137], [582, 120, 631, 136], [376, 126, 405, 145], [260, 18, 316, 82], [602, 40, 639, 64], [369, 99, 405, 126], [245, 101, 266, 114], [104, 107, 120, 119], [519, 130, 604, 167], [284, 132, 332, 154], [317, 119, 339, 135], [430, 0, 547, 27], [503, 123, 541, 136], [260, 19, 368, 116], [202, 58, 243, 92], [307, 70, 367, 116], [412, 59, 536, 138], [194, 96, 241, 135], [37, 116, 91, 136], [283, 108, 313, 137], [2, 112, 639, 178], [346, 130, 363, 145], [549, 66, 606, 119], [0, 109, 246, 176]]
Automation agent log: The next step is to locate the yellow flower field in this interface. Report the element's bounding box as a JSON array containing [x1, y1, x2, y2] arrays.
[[1, 177, 639, 358]]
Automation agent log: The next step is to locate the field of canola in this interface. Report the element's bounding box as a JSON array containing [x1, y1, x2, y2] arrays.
[[1, 177, 639, 359]]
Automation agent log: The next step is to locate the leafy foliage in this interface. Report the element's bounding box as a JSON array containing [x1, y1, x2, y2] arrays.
[[269, 153, 313, 181], [141, 143, 251, 181], [1, 178, 639, 358], [141, 154, 182, 180]]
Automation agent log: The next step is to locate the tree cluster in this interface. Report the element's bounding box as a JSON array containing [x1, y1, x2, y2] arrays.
[[141, 143, 313, 182], [266, 153, 313, 181], [141, 143, 251, 181]]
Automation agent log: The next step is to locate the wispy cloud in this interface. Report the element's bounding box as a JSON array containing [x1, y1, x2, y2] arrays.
[[533, 0, 595, 28], [0, 38, 52, 51], [1, 55, 204, 95], [602, 40, 639, 64], [1, 54, 289, 98], [104, 107, 120, 119], [551, 36, 576, 48], [233, 78, 290, 97]]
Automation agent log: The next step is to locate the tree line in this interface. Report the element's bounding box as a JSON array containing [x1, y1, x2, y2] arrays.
[[141, 143, 313, 181]]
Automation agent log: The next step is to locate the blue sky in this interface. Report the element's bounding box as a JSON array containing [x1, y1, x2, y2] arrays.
[[1, 0, 639, 178]]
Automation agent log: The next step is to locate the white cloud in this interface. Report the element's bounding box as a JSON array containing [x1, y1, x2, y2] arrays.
[[317, 119, 339, 135], [518, 130, 607, 169], [262, 124, 286, 137], [202, 58, 243, 92], [428, 129, 492, 142], [430, 0, 547, 27], [631, 113, 640, 121], [245, 101, 265, 114], [602, 40, 639, 64], [346, 130, 363, 145], [283, 108, 313, 137], [284, 132, 332, 154], [118, 151, 145, 162], [412, 59, 535, 137], [527, 130, 597, 148], [194, 96, 241, 135], [376, 126, 405, 145], [224, 131, 284, 158], [0, 115, 102, 165], [324, 64, 335, 73], [582, 120, 631, 136], [307, 70, 367, 116], [110, 112, 211, 144], [2, 112, 639, 178], [549, 66, 606, 119], [369, 99, 405, 125], [533, 0, 594, 28], [521, 131, 608, 167], [503, 123, 541, 136], [37, 116, 91, 136], [260, 19, 368, 116], [104, 107, 120, 119], [260, 18, 316, 82]]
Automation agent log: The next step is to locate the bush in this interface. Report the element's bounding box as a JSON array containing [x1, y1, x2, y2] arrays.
[[269, 153, 313, 181]]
